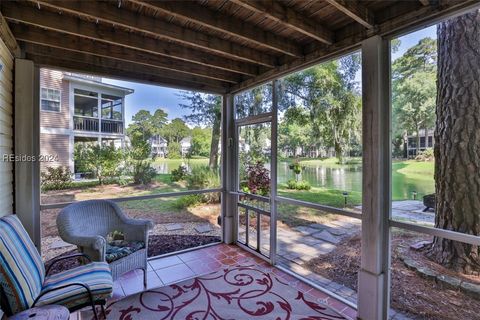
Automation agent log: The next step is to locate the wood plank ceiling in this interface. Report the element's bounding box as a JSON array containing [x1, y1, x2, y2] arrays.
[[1, 0, 478, 93]]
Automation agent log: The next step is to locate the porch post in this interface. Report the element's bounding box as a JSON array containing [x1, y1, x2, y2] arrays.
[[14, 59, 41, 250], [358, 36, 391, 320], [222, 93, 235, 244]]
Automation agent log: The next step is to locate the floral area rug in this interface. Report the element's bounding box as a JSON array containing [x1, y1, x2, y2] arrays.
[[104, 265, 347, 320]]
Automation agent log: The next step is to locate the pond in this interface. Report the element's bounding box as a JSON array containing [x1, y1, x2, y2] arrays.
[[153, 158, 435, 201], [277, 161, 435, 201], [152, 158, 209, 174]]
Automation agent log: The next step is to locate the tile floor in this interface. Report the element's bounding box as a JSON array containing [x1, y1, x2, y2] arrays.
[[73, 243, 357, 320]]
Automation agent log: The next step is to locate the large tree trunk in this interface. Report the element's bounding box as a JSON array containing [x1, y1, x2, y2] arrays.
[[209, 111, 221, 169], [428, 10, 480, 274]]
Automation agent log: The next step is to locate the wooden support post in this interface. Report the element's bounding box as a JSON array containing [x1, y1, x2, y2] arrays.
[[358, 35, 391, 320], [14, 59, 41, 250], [222, 94, 236, 244]]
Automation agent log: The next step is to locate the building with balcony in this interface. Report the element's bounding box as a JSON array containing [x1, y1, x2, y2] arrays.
[[149, 134, 168, 158], [405, 129, 435, 158], [39, 68, 133, 175]]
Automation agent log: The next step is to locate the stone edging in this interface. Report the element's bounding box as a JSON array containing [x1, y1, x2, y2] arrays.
[[399, 252, 480, 299]]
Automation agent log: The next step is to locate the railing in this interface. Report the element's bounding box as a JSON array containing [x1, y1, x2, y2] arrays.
[[74, 116, 99, 132], [101, 119, 123, 134], [73, 117, 123, 134]]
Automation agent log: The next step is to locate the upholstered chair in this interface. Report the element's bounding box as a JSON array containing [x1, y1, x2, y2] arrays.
[[0, 214, 112, 319]]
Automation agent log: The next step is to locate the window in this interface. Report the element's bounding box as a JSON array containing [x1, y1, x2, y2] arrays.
[[40, 88, 61, 112], [101, 94, 123, 120], [74, 88, 98, 117]]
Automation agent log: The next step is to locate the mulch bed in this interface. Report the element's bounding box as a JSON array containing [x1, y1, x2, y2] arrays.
[[45, 234, 220, 275], [304, 232, 480, 320]]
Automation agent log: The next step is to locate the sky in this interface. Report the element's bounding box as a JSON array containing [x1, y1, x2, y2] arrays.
[[103, 25, 437, 127]]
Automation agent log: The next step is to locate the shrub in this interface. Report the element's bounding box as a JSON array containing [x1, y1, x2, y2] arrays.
[[415, 148, 434, 161], [286, 179, 311, 190], [171, 165, 188, 182], [185, 166, 221, 204], [186, 165, 220, 190], [174, 194, 203, 209], [41, 166, 72, 191], [131, 160, 157, 185]]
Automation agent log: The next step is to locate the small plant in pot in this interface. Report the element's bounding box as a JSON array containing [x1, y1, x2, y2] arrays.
[[288, 160, 304, 181]]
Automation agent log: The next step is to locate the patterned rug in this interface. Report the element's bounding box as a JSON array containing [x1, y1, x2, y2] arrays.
[[104, 265, 347, 319]]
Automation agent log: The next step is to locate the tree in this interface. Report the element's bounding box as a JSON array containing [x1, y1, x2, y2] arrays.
[[428, 11, 480, 274], [74, 142, 121, 184], [124, 139, 156, 185], [127, 108, 168, 145], [278, 54, 362, 163], [190, 127, 212, 157], [150, 109, 168, 135], [167, 142, 182, 159], [394, 71, 436, 154], [161, 118, 190, 144], [179, 92, 222, 169], [129, 109, 153, 141], [392, 38, 437, 156]]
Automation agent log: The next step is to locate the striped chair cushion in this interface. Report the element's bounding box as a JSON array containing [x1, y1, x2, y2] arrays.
[[38, 262, 113, 308], [0, 215, 45, 314]]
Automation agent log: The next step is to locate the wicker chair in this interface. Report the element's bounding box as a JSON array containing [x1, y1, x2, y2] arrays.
[[57, 200, 153, 285]]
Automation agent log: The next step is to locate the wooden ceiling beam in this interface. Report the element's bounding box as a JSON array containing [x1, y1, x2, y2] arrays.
[[231, 0, 480, 93], [27, 53, 228, 94], [2, 3, 252, 79], [0, 11, 20, 57], [22, 43, 230, 91], [229, 0, 334, 45], [32, 0, 276, 68], [10, 24, 246, 84], [129, 0, 302, 57], [324, 0, 375, 29]]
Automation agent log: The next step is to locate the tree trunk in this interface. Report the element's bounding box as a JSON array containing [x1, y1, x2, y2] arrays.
[[209, 111, 221, 169], [415, 124, 420, 156], [424, 124, 428, 150], [428, 10, 480, 274]]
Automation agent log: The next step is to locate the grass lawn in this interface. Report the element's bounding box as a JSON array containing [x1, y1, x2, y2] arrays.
[[299, 157, 362, 167], [278, 186, 362, 208], [277, 185, 362, 226], [394, 160, 434, 177]]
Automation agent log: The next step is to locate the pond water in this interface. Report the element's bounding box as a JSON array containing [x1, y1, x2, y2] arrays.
[[152, 159, 209, 174], [153, 159, 435, 201], [277, 161, 435, 200]]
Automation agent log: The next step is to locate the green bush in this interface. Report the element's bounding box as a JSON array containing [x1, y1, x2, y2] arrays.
[[186, 166, 220, 190], [286, 179, 311, 190], [131, 160, 157, 185], [171, 165, 188, 182], [41, 166, 72, 191], [173, 194, 203, 209], [185, 166, 220, 204], [415, 148, 434, 161]]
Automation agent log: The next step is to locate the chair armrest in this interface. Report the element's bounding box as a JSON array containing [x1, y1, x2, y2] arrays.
[[65, 235, 106, 251], [122, 219, 153, 242], [121, 218, 154, 230], [45, 253, 92, 276]]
